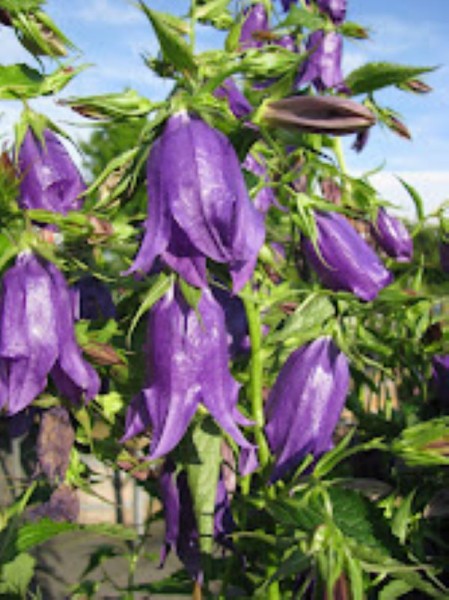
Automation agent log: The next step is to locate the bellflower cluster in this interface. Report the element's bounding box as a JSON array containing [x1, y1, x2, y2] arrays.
[[18, 128, 85, 214], [0, 252, 100, 415], [265, 337, 350, 481], [122, 285, 256, 473], [303, 211, 393, 301], [371, 208, 413, 263], [126, 112, 265, 292]]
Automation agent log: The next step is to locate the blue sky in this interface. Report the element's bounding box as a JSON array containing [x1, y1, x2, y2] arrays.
[[1, 0, 448, 217]]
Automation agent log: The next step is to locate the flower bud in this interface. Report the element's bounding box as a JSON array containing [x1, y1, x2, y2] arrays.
[[371, 208, 413, 263], [303, 211, 393, 301], [262, 96, 375, 135]]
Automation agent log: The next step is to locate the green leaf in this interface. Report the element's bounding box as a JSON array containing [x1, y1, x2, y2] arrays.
[[278, 5, 325, 30], [61, 89, 156, 120], [194, 0, 233, 29], [178, 277, 202, 311], [0, 63, 85, 100], [391, 417, 449, 467], [391, 491, 415, 544], [185, 417, 221, 554], [346, 62, 435, 96], [378, 579, 414, 600], [268, 294, 334, 343], [127, 273, 173, 345], [138, 3, 196, 74], [0, 552, 35, 597], [397, 177, 425, 222]]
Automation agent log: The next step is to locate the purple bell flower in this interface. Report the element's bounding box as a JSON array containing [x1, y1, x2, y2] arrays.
[[214, 78, 252, 119], [122, 285, 255, 472], [371, 208, 413, 263], [126, 112, 265, 292], [303, 211, 393, 301], [159, 461, 234, 578], [265, 336, 349, 481], [0, 252, 100, 415], [18, 129, 86, 214], [297, 30, 344, 91], [239, 3, 269, 49]]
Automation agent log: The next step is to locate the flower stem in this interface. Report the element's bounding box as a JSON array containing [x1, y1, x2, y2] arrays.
[[242, 285, 270, 469]]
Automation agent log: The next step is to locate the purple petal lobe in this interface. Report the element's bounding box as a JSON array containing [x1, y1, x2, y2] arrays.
[[297, 31, 344, 91], [239, 4, 268, 49]]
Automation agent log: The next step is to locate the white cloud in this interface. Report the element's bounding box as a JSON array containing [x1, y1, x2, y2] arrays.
[[367, 171, 449, 220], [57, 0, 143, 26]]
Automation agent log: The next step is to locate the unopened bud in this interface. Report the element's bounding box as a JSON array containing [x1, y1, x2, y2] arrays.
[[387, 116, 411, 140], [400, 78, 432, 94], [83, 341, 124, 366], [261, 96, 375, 135]]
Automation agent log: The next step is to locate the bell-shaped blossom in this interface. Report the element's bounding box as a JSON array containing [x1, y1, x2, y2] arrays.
[[239, 3, 268, 49], [159, 461, 234, 578], [122, 285, 255, 471], [303, 211, 393, 301], [126, 112, 265, 292], [72, 276, 116, 321], [0, 252, 100, 415], [214, 78, 252, 119], [18, 128, 85, 214], [371, 208, 413, 263], [297, 30, 344, 91], [265, 337, 349, 481]]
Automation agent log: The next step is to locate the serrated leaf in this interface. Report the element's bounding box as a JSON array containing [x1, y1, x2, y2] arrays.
[[138, 3, 196, 74], [185, 417, 221, 554], [346, 62, 435, 96], [127, 273, 173, 345], [268, 294, 334, 343], [0, 63, 85, 100]]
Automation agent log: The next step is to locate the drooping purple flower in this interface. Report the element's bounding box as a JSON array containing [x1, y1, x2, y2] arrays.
[[214, 78, 252, 119], [36, 406, 74, 483], [159, 461, 234, 578], [18, 128, 85, 214], [122, 285, 255, 472], [303, 211, 393, 301], [72, 276, 116, 321], [239, 3, 269, 49], [371, 208, 413, 263], [126, 112, 265, 292], [297, 30, 344, 91], [212, 285, 250, 357], [265, 336, 349, 481], [431, 355, 449, 411], [439, 242, 449, 273], [316, 0, 347, 24], [0, 252, 100, 415], [242, 152, 277, 214]]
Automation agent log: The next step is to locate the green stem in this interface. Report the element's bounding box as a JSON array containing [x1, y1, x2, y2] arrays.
[[242, 285, 270, 469], [333, 137, 347, 176]]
